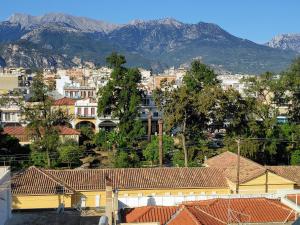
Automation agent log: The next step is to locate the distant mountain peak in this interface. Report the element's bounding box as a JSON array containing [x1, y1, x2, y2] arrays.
[[129, 17, 183, 27], [267, 33, 300, 53], [7, 12, 120, 33]]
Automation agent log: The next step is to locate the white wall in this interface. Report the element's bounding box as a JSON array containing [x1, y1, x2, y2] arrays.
[[0, 167, 11, 225]]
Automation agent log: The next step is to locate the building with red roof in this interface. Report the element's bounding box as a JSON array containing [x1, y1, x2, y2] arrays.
[[123, 198, 298, 225]]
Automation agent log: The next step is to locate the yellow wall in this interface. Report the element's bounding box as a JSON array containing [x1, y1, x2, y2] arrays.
[[13, 194, 72, 209], [52, 105, 75, 117], [228, 171, 295, 194]]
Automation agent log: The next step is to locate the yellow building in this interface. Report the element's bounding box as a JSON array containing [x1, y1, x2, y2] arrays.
[[11, 151, 300, 210], [52, 97, 76, 119]]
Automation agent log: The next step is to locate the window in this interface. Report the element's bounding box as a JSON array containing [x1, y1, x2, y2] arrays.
[[91, 108, 95, 115], [81, 196, 86, 208], [84, 108, 88, 116], [95, 195, 100, 207], [77, 108, 81, 115], [4, 113, 10, 121], [165, 192, 171, 196]]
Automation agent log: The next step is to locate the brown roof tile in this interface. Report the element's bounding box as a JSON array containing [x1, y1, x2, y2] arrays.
[[12, 167, 228, 195], [4, 126, 79, 136], [3, 126, 27, 136], [268, 166, 300, 187], [11, 167, 74, 195], [53, 97, 76, 106], [206, 151, 266, 183], [57, 126, 80, 135]]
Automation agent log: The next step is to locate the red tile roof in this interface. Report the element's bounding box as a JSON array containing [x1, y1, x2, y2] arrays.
[[124, 198, 296, 225], [183, 198, 296, 224], [268, 166, 300, 187], [11, 167, 74, 195], [12, 167, 228, 195], [125, 206, 178, 225], [57, 126, 80, 135], [3, 126, 80, 136], [3, 126, 27, 136], [206, 151, 266, 183], [53, 97, 76, 106]]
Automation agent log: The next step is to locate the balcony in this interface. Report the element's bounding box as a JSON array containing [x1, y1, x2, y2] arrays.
[[76, 114, 96, 119]]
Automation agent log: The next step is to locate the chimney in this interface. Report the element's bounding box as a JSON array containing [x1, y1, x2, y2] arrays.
[[147, 112, 152, 142], [105, 176, 113, 225], [158, 119, 163, 167]]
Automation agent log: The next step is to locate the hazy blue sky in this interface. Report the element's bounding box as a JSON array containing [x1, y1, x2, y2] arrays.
[[0, 0, 299, 43]]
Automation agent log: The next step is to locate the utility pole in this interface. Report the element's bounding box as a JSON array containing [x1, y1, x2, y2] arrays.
[[147, 112, 152, 142], [158, 119, 163, 167], [236, 138, 241, 194]]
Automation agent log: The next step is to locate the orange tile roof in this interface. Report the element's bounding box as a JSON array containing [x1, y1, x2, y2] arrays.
[[56, 126, 80, 135], [53, 97, 76, 106], [124, 198, 296, 225], [12, 167, 228, 195], [3, 126, 27, 136], [206, 151, 266, 183], [268, 166, 300, 186], [125, 206, 178, 225], [11, 167, 74, 195], [3, 126, 80, 136]]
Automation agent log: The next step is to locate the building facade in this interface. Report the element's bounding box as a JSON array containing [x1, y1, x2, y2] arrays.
[[0, 167, 11, 225]]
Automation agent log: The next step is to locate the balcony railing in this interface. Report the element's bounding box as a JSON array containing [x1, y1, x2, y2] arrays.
[[76, 114, 96, 119]]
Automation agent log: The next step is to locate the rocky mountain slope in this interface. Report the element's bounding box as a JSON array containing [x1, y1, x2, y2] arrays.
[[0, 13, 298, 74], [266, 34, 300, 53]]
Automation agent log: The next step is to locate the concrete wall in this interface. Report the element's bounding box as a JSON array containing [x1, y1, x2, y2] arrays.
[[0, 167, 11, 225]]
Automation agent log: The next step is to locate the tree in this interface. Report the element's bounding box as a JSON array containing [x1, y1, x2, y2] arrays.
[[281, 58, 300, 123], [291, 150, 300, 165], [114, 150, 140, 168], [154, 60, 218, 167], [22, 72, 72, 168], [97, 53, 145, 146], [143, 135, 174, 165], [58, 141, 83, 168], [241, 72, 285, 164]]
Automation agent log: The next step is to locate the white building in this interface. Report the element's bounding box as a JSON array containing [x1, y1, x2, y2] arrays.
[[55, 74, 72, 95], [0, 97, 23, 127], [217, 74, 254, 95], [0, 166, 11, 225]]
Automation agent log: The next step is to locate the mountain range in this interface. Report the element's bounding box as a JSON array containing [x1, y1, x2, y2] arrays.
[[0, 13, 299, 74]]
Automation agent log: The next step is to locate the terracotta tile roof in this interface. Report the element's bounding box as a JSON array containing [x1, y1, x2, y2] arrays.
[[3, 126, 80, 136], [46, 167, 228, 191], [11, 167, 74, 195], [183, 198, 296, 224], [12, 167, 228, 195], [53, 97, 76, 106], [206, 151, 266, 183], [124, 198, 296, 225], [3, 126, 27, 136], [57, 126, 80, 135], [125, 206, 178, 225], [267, 166, 300, 186], [167, 207, 214, 225]]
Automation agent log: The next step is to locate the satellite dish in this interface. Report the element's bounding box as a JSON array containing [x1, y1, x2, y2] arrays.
[[98, 216, 108, 225]]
